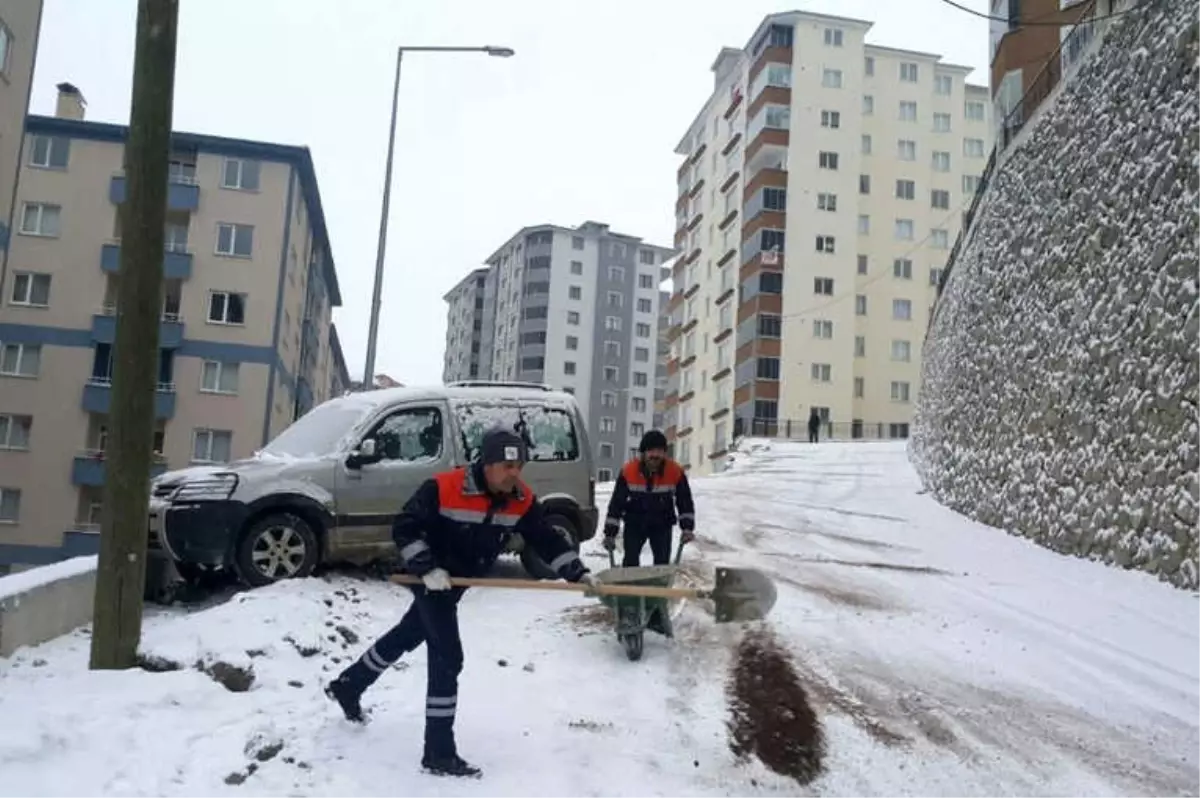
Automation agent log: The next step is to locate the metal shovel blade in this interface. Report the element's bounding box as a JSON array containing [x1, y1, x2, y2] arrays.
[[711, 565, 778, 623]]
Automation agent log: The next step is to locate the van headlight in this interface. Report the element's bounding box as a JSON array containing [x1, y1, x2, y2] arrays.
[[170, 473, 239, 502]]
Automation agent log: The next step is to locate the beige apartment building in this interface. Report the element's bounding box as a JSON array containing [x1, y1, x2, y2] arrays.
[[665, 10, 992, 475], [0, 88, 349, 568], [0, 0, 44, 257]]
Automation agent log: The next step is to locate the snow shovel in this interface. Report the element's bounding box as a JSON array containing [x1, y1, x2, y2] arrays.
[[388, 565, 777, 623]]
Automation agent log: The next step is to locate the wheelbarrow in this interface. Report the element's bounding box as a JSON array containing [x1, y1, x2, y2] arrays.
[[594, 542, 686, 661]]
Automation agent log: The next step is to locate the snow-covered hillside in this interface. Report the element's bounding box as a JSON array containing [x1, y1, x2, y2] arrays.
[[913, 0, 1199, 589], [1, 441, 1196, 796]]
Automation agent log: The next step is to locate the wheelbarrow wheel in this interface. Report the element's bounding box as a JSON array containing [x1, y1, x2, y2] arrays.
[[619, 632, 644, 661]]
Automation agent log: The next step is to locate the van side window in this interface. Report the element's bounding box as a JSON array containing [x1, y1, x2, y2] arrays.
[[372, 407, 443, 463], [453, 402, 580, 463]]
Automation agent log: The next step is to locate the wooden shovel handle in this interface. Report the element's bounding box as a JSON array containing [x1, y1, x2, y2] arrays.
[[388, 573, 707, 601]]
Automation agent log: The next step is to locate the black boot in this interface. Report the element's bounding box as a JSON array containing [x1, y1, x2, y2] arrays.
[[421, 753, 482, 778], [325, 675, 367, 724]]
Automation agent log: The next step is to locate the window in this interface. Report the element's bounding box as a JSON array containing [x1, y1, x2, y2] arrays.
[[629, 421, 645, 440], [0, 343, 41, 377], [821, 68, 843, 88], [815, 235, 835, 254], [817, 193, 837, 212], [221, 158, 261, 191], [639, 249, 656, 265], [19, 203, 61, 237], [931, 189, 950, 210], [933, 112, 952, 133], [207, 291, 247, 325], [604, 341, 621, 358], [564, 361, 577, 376], [862, 95, 874, 115], [632, 397, 647, 413], [637, 298, 652, 313], [891, 340, 912, 362], [201, 360, 240, 394], [29, 136, 69, 169], [0, 414, 32, 450], [891, 381, 911, 402], [367, 406, 444, 463], [894, 219, 915, 240], [857, 255, 868, 275], [521, 356, 544, 371], [599, 443, 614, 458], [897, 140, 916, 161], [568, 285, 582, 300], [930, 267, 944, 286], [567, 311, 580, 325], [818, 151, 839, 170], [812, 319, 833, 339], [854, 335, 866, 357], [610, 242, 627, 258], [608, 266, 625, 282], [893, 258, 913, 279], [10, 272, 51, 307], [604, 315, 622, 331], [597, 468, 613, 482], [810, 363, 832, 382], [900, 62, 918, 82], [857, 215, 870, 235], [895, 180, 915, 200], [933, 151, 951, 172], [760, 272, 783, 294], [964, 138, 986, 157], [757, 358, 780, 380], [604, 366, 619, 382], [0, 488, 20, 523], [935, 74, 953, 95], [764, 63, 792, 89], [931, 229, 950, 251], [635, 346, 650, 362], [859, 174, 871, 194], [854, 377, 865, 398], [572, 236, 584, 250], [861, 134, 872, 155], [855, 295, 868, 316], [638, 274, 654, 289], [964, 175, 982, 194], [215, 223, 254, 257], [820, 110, 841, 128], [899, 101, 917, 122], [192, 429, 233, 463], [636, 322, 651, 337], [746, 313, 778, 339], [566, 335, 579, 350], [893, 298, 913, 320], [456, 403, 579, 463], [966, 101, 986, 120], [633, 372, 648, 387], [601, 391, 618, 408], [762, 187, 787, 211], [864, 55, 875, 75], [521, 331, 547, 346], [764, 105, 790, 129], [813, 277, 834, 296], [823, 27, 843, 46], [570, 260, 583, 275]]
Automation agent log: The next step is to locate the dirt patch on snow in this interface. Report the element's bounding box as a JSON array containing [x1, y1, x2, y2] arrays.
[[726, 627, 826, 785], [773, 572, 898, 612], [560, 604, 612, 633]]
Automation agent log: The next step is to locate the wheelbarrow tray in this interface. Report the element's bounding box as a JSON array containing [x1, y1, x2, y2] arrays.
[[595, 564, 680, 659]]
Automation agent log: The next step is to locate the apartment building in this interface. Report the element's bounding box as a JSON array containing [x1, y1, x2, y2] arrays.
[[0, 90, 346, 567], [451, 221, 674, 481], [441, 267, 491, 382], [329, 324, 351, 397], [666, 11, 992, 475], [0, 0, 45, 256]]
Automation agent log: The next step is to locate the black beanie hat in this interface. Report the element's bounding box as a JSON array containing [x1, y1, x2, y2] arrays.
[[479, 427, 528, 465], [639, 429, 669, 453]]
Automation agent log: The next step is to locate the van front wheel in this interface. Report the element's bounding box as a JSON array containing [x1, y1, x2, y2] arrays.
[[520, 513, 579, 580], [234, 512, 319, 588]]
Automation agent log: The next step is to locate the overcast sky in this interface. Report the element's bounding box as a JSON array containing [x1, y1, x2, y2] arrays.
[[32, 0, 988, 386]]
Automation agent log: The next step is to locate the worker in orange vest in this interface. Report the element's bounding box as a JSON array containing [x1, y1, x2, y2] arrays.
[[603, 430, 696, 568]]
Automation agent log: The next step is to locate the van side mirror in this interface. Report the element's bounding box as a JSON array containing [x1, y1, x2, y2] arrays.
[[347, 438, 380, 469]]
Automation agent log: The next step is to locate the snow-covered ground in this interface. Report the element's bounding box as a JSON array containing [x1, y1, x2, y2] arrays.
[[1, 441, 1196, 797]]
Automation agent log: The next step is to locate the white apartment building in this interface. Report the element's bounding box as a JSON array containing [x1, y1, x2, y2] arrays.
[[441, 267, 490, 382], [0, 89, 348, 569], [451, 221, 674, 481], [666, 11, 993, 475]]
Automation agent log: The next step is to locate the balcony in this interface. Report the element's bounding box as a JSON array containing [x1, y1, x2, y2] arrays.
[[71, 450, 169, 487], [101, 243, 193, 280], [91, 308, 183, 349], [82, 378, 176, 419], [109, 174, 200, 212]]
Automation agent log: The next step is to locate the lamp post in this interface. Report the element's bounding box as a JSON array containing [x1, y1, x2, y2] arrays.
[[361, 45, 515, 387]]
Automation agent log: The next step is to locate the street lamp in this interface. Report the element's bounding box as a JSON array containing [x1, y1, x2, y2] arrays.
[[361, 45, 515, 387]]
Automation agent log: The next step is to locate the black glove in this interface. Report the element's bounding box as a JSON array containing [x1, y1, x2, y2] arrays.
[[602, 535, 617, 552], [680, 530, 695, 545]]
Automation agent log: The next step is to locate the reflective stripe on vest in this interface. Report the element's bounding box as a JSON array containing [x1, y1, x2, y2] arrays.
[[434, 467, 534, 528]]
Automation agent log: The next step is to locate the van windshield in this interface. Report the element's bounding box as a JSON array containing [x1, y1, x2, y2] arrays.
[[259, 400, 374, 459]]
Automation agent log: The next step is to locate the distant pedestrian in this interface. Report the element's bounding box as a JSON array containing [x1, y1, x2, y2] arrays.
[[807, 409, 821, 443]]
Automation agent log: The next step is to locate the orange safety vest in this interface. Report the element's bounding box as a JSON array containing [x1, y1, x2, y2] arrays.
[[433, 467, 534, 528], [620, 458, 685, 494]]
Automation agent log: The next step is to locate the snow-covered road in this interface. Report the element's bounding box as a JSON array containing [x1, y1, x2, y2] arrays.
[[1, 440, 1196, 796]]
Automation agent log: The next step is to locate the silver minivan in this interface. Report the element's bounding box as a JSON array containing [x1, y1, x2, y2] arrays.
[[145, 382, 598, 592]]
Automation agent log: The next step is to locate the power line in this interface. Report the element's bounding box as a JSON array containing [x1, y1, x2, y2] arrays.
[[934, 0, 1142, 27]]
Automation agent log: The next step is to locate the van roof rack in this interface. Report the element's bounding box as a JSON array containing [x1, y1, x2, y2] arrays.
[[447, 380, 554, 392]]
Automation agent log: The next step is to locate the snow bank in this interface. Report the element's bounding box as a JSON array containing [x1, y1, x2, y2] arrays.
[[0, 556, 97, 601], [913, 0, 1200, 589]]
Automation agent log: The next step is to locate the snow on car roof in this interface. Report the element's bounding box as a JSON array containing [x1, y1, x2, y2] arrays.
[[329, 383, 578, 412]]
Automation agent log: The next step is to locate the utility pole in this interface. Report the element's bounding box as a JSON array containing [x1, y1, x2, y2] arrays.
[[90, 0, 180, 671]]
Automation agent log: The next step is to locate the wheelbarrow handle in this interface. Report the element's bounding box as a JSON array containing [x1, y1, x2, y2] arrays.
[[389, 573, 709, 601]]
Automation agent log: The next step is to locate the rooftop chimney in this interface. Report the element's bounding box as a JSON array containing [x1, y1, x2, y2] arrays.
[[55, 82, 86, 121]]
